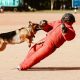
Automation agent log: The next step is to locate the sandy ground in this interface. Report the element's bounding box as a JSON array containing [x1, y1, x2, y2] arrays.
[[0, 11, 80, 80]]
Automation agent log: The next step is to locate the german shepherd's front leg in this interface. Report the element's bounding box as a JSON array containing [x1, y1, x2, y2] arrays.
[[25, 38, 32, 47]]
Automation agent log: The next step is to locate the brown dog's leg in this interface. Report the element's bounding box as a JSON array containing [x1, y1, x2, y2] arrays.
[[25, 38, 31, 47], [0, 39, 4, 48], [0, 39, 7, 51]]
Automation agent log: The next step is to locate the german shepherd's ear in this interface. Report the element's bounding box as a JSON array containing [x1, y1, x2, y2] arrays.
[[29, 21, 32, 25]]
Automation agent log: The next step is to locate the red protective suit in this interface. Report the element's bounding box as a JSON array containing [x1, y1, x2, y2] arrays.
[[19, 20, 76, 70]]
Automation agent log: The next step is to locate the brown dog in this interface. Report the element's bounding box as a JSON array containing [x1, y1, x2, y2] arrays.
[[0, 21, 41, 51]]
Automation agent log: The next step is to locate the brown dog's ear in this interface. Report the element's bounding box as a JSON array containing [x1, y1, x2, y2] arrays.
[[29, 21, 32, 25]]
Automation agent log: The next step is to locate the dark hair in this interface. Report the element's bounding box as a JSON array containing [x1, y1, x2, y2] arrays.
[[61, 13, 75, 23]]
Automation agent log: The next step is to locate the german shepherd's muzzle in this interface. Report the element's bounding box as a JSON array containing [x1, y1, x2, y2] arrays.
[[0, 21, 41, 51]]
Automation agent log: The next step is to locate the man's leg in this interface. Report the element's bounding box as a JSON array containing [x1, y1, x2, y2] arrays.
[[19, 43, 56, 70]]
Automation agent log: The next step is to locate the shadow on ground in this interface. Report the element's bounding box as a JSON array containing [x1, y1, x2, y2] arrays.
[[26, 67, 80, 71]]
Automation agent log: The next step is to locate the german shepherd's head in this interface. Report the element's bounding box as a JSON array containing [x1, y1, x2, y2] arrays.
[[28, 21, 41, 33]]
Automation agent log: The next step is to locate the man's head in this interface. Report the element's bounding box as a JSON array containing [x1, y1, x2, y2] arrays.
[[61, 13, 75, 24]]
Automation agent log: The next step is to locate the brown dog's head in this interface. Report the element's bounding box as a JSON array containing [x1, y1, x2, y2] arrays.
[[28, 21, 41, 32]]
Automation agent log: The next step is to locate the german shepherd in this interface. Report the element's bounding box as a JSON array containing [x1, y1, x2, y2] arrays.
[[0, 21, 41, 51]]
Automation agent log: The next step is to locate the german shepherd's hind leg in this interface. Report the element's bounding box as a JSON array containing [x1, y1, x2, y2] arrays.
[[0, 39, 7, 51]]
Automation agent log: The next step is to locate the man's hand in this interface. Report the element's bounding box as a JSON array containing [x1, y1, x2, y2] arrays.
[[36, 41, 44, 44]]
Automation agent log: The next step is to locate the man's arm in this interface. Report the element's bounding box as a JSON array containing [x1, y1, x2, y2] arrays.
[[61, 24, 76, 41], [39, 20, 53, 32]]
